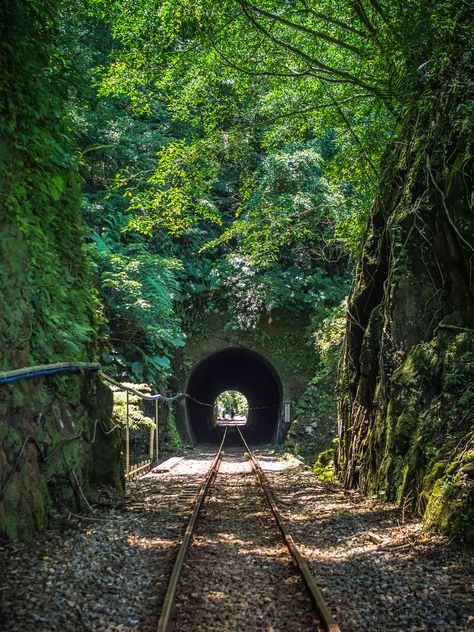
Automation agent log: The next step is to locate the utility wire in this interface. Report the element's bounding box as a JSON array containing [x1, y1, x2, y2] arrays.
[[0, 362, 280, 499]]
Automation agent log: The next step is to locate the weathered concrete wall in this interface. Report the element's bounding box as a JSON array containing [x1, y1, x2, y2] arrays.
[[171, 310, 317, 444]]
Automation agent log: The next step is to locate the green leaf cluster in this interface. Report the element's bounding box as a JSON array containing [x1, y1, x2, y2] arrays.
[[89, 213, 185, 384], [0, 0, 100, 367]]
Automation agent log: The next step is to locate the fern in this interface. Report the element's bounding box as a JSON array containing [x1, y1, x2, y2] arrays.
[[90, 223, 185, 384]]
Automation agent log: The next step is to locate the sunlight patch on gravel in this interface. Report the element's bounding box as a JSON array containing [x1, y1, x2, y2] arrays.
[[0, 448, 471, 632], [265, 463, 473, 631]]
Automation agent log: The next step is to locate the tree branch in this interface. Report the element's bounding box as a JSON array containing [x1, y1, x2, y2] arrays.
[[242, 0, 366, 56], [299, 1, 369, 37], [247, 95, 371, 129], [206, 26, 316, 79], [364, 0, 388, 19], [352, 0, 379, 36], [323, 85, 378, 176], [235, 0, 381, 95]]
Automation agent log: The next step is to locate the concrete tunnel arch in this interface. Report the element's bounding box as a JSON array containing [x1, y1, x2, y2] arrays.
[[185, 347, 283, 445]]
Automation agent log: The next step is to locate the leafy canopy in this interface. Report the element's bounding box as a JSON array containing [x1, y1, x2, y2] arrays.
[[90, 0, 466, 259]]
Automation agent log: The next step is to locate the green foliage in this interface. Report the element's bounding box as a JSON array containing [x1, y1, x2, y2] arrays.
[[90, 0, 470, 275], [313, 300, 347, 359], [89, 215, 185, 384], [52, 1, 367, 382], [312, 443, 338, 483], [126, 139, 223, 236], [164, 403, 184, 452], [52, 7, 192, 385], [111, 387, 154, 430], [212, 256, 348, 335], [286, 301, 346, 462], [0, 0, 122, 541], [205, 143, 360, 265], [0, 0, 99, 367]]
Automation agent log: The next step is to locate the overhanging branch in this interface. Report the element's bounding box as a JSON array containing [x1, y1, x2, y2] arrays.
[[234, 0, 381, 96], [241, 0, 366, 56]]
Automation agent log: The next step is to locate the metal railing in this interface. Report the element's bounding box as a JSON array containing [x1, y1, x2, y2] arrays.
[[0, 360, 279, 493], [0, 362, 190, 495], [96, 372, 223, 481], [99, 374, 167, 482]]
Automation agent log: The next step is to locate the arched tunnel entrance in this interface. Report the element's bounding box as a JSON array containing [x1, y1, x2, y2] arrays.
[[186, 348, 282, 445]]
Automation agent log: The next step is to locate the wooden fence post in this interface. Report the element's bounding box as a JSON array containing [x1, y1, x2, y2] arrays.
[[155, 400, 159, 467], [149, 424, 154, 462], [126, 391, 130, 482]]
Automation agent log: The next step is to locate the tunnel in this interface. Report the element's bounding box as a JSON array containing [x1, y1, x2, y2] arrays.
[[186, 347, 282, 445]]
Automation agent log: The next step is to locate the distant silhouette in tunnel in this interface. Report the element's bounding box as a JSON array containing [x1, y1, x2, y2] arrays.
[[186, 348, 282, 445]]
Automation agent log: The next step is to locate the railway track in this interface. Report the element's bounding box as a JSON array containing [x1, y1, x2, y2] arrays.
[[157, 428, 341, 632]]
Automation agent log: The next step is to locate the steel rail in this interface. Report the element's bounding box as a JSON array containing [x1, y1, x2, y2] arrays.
[[156, 428, 228, 632], [236, 426, 342, 632]]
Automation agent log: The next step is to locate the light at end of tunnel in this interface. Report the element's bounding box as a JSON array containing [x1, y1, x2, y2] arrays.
[[214, 390, 248, 426]]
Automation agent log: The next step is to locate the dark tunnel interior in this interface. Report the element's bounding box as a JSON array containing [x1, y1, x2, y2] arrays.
[[186, 348, 282, 445]]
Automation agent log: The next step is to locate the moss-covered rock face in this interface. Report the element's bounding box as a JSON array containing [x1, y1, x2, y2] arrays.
[[339, 49, 473, 541], [0, 376, 119, 541], [0, 1, 118, 541]]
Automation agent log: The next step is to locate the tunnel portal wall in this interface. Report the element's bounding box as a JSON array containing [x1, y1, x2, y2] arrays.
[[172, 312, 317, 446], [186, 347, 282, 445]]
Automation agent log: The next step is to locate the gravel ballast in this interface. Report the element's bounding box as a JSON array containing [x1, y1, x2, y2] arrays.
[[172, 452, 320, 631], [0, 448, 472, 631]]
